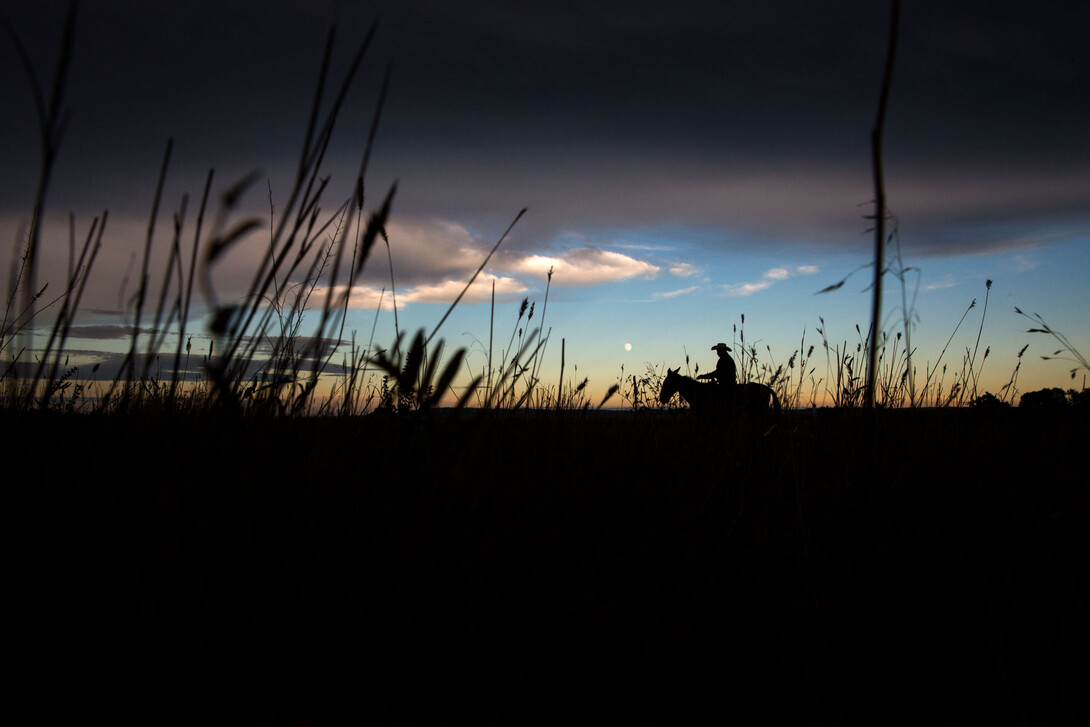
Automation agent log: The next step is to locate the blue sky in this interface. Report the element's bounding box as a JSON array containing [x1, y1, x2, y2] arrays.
[[3, 1, 1087, 405]]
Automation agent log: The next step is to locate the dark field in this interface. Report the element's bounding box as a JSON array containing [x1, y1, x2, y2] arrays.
[[9, 407, 1087, 721]]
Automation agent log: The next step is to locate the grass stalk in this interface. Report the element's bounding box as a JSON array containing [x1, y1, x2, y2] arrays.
[[865, 0, 900, 408]]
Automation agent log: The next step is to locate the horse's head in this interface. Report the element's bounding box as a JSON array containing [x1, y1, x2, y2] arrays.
[[659, 367, 681, 404]]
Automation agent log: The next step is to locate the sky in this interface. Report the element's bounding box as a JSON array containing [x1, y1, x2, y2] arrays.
[[2, 0, 1088, 406]]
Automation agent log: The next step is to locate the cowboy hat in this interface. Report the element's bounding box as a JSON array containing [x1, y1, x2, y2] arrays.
[[711, 342, 732, 352]]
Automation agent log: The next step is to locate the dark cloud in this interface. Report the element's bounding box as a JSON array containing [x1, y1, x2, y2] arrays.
[[62, 324, 146, 340], [18, 342, 351, 385], [3, 0, 1087, 281]]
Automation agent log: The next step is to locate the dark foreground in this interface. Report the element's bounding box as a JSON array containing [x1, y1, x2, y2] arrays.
[[9, 407, 1086, 722]]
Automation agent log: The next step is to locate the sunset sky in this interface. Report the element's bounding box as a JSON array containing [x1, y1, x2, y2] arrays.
[[3, 0, 1087, 404]]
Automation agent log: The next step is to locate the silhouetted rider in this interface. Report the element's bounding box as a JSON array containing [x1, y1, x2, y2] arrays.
[[697, 342, 737, 391]]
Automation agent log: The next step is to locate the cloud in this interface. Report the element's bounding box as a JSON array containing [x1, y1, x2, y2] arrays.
[[724, 281, 774, 297], [1013, 255, 1037, 273], [327, 286, 400, 310], [349, 217, 662, 298], [372, 218, 498, 284], [507, 248, 659, 287], [65, 325, 145, 341], [924, 275, 958, 291], [669, 262, 699, 278], [217, 213, 666, 311], [653, 286, 699, 300], [616, 242, 677, 253], [8, 348, 348, 384], [397, 274, 527, 305], [900, 218, 1088, 259], [722, 265, 820, 297], [320, 273, 527, 309]]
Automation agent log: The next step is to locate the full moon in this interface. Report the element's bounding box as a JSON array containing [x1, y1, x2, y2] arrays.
[[624, 343, 632, 351]]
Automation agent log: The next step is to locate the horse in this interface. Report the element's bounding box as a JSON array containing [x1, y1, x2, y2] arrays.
[[658, 367, 782, 418]]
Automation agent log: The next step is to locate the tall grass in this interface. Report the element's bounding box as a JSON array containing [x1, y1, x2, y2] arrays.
[[655, 278, 1069, 411], [2, 9, 1082, 417], [0, 12, 508, 416]]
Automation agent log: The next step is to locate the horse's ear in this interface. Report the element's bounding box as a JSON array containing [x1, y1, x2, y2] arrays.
[[670, 367, 679, 374]]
